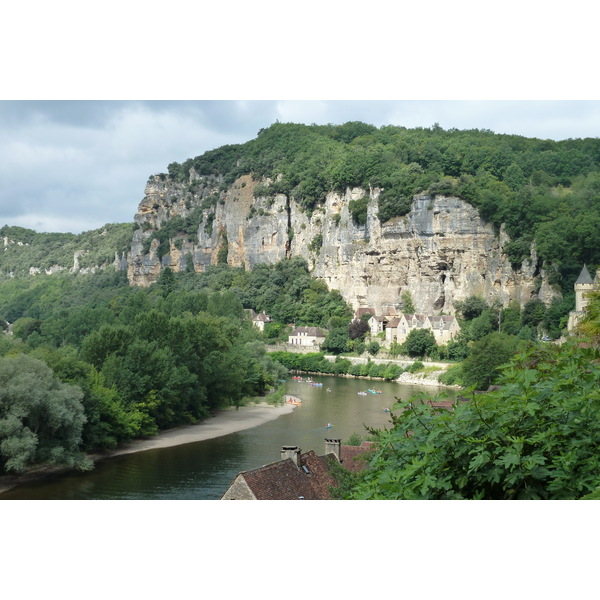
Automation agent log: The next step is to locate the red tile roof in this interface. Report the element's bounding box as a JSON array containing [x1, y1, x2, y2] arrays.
[[339, 442, 375, 472], [222, 442, 375, 499], [239, 451, 339, 500]]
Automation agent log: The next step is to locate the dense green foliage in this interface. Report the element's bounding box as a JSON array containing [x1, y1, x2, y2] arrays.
[[0, 354, 91, 473], [401, 329, 437, 357], [345, 342, 600, 499], [0, 255, 354, 473], [0, 223, 133, 275], [165, 121, 600, 293], [269, 351, 407, 381]]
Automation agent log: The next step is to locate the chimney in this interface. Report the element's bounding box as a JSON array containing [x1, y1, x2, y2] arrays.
[[325, 438, 341, 461], [280, 446, 301, 468]]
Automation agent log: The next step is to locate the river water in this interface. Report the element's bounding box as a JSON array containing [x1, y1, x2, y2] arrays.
[[0, 375, 452, 500]]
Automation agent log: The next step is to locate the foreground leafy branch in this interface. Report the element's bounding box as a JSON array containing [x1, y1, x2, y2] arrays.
[[346, 342, 600, 499]]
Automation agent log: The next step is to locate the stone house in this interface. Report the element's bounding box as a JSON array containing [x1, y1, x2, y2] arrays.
[[427, 315, 461, 344], [221, 439, 373, 500], [368, 315, 388, 337], [385, 313, 460, 346], [246, 309, 272, 331], [288, 326, 327, 347]]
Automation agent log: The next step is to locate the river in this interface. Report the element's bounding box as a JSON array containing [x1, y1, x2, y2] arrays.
[[0, 375, 453, 500]]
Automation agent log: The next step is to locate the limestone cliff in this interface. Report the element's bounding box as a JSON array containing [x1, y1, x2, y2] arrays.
[[127, 173, 560, 314]]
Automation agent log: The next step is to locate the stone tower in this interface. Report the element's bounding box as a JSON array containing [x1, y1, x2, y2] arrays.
[[567, 265, 597, 332]]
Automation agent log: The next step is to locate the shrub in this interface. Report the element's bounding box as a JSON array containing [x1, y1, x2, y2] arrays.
[[438, 364, 464, 386], [367, 341, 380, 356], [402, 329, 436, 357], [346, 343, 600, 499], [408, 361, 424, 373], [348, 196, 370, 225]]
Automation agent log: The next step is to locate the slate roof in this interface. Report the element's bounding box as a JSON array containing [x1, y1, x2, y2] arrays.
[[428, 315, 457, 330], [576, 264, 594, 285], [253, 313, 271, 322], [239, 451, 338, 500], [290, 326, 326, 337]]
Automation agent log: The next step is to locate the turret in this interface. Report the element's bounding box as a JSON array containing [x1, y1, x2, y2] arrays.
[[575, 265, 595, 313]]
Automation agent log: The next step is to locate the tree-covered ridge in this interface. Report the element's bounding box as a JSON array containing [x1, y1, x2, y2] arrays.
[[0, 257, 352, 473], [166, 121, 600, 291], [0, 223, 134, 276]]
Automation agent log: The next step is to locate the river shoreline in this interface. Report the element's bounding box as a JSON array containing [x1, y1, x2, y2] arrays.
[[0, 401, 296, 497], [0, 371, 456, 497]]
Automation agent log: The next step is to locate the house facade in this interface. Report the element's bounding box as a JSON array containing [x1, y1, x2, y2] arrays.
[[288, 326, 327, 347], [382, 312, 460, 346]]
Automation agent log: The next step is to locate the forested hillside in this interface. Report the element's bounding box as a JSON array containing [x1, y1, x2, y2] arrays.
[[0, 223, 133, 275], [0, 259, 351, 474], [165, 122, 600, 290]]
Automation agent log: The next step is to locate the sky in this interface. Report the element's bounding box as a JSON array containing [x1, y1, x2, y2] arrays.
[[3, 100, 600, 234]]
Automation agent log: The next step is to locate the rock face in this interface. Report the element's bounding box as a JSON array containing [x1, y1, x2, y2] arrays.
[[127, 174, 560, 314]]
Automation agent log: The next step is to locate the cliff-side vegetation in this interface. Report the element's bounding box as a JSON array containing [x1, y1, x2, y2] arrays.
[[165, 121, 600, 292], [342, 340, 600, 500], [0, 223, 133, 275], [167, 256, 353, 328]]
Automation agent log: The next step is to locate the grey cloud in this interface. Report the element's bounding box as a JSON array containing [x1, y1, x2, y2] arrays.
[[2, 100, 600, 234]]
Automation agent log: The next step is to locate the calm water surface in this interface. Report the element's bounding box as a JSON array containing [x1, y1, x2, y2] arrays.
[[1, 376, 452, 500]]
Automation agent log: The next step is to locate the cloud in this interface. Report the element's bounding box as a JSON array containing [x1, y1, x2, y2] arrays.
[[2, 100, 600, 233], [0, 101, 277, 233]]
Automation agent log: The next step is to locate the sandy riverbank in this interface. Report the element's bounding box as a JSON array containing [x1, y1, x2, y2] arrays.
[[0, 401, 297, 496], [95, 401, 297, 458]]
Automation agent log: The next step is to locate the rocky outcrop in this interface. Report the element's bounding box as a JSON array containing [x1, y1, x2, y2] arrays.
[[127, 174, 561, 314]]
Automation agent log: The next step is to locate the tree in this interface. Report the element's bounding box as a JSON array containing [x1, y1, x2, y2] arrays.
[[578, 290, 600, 346], [12, 317, 42, 341], [348, 196, 370, 225], [522, 299, 546, 328], [454, 296, 488, 320], [0, 354, 91, 473], [499, 302, 522, 336], [348, 318, 369, 340], [402, 328, 436, 357], [367, 341, 381, 356], [461, 332, 520, 390], [401, 291, 415, 313], [321, 328, 349, 355], [464, 308, 497, 341], [346, 342, 600, 499]]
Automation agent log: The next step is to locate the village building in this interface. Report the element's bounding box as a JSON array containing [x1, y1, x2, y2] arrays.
[[246, 309, 272, 331], [368, 315, 388, 336], [288, 326, 327, 347], [354, 307, 375, 320], [221, 439, 373, 500], [381, 312, 460, 346], [567, 265, 599, 333], [426, 314, 461, 344]]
